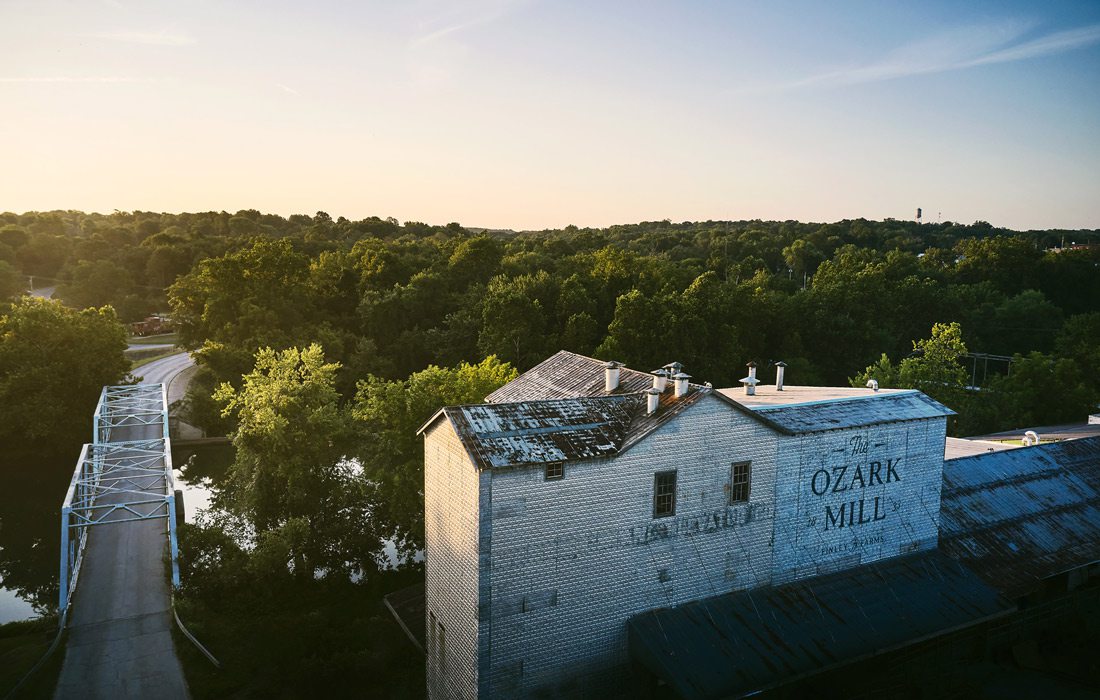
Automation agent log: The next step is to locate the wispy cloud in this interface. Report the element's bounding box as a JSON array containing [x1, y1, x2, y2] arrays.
[[84, 30, 196, 46], [410, 0, 525, 47], [768, 21, 1100, 92], [275, 83, 299, 96], [0, 76, 146, 83]]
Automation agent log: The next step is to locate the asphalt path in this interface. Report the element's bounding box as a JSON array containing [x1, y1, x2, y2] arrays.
[[131, 352, 196, 405], [53, 416, 190, 699]]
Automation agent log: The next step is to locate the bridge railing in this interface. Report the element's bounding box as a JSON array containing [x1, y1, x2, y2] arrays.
[[59, 383, 179, 620]]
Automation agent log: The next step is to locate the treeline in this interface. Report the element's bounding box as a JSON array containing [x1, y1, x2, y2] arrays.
[[2, 208, 1097, 432]]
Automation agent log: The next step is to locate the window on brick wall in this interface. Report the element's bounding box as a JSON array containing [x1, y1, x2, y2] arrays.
[[653, 470, 677, 518], [545, 461, 563, 481], [730, 461, 751, 503]]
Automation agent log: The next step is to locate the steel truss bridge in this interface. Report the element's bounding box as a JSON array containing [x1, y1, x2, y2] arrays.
[[58, 384, 180, 617]]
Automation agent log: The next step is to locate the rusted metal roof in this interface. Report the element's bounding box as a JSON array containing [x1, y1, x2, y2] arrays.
[[484, 350, 662, 403], [627, 551, 1012, 700], [442, 386, 712, 470], [939, 436, 1100, 599], [748, 390, 955, 434], [446, 396, 637, 469]]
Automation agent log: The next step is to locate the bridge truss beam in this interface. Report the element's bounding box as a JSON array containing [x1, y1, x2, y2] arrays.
[[60, 384, 179, 620]]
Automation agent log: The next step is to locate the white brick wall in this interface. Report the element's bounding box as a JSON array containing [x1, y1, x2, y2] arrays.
[[770, 418, 946, 584], [481, 395, 779, 697], [424, 419, 482, 700], [424, 398, 949, 698]]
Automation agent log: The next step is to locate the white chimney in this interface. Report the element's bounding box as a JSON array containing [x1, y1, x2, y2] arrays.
[[775, 361, 787, 391], [740, 361, 760, 396], [651, 369, 669, 392], [604, 361, 622, 392], [672, 372, 691, 398], [646, 388, 661, 414]]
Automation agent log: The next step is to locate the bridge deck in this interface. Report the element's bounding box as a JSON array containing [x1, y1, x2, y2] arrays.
[[54, 405, 189, 698]]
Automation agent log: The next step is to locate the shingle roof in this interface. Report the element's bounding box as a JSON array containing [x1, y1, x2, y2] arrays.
[[939, 436, 1100, 599], [484, 350, 663, 403], [439, 386, 711, 470], [627, 550, 1012, 700], [747, 390, 955, 434]]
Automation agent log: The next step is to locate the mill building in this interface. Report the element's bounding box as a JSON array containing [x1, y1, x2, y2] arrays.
[[414, 351, 1100, 699]]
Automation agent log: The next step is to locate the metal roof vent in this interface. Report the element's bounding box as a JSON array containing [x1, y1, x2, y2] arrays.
[[1023, 430, 1040, 446], [672, 372, 691, 398], [775, 361, 787, 391], [740, 361, 760, 396], [604, 361, 623, 393], [651, 368, 670, 392], [664, 361, 684, 376], [646, 388, 661, 414], [866, 379, 879, 392]]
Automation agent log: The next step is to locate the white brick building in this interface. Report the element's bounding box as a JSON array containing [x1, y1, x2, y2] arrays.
[[419, 351, 955, 699]]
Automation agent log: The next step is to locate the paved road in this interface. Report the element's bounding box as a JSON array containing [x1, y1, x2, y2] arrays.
[[53, 409, 190, 699], [131, 352, 196, 405]]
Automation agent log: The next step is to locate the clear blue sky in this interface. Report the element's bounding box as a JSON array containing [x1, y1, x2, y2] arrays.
[[2, 0, 1098, 230]]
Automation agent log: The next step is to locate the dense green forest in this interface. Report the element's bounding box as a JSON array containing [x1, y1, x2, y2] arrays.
[[2, 209, 1099, 696]]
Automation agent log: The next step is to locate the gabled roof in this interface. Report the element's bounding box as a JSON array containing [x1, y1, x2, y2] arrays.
[[939, 436, 1100, 599], [431, 386, 711, 470], [484, 350, 659, 403], [627, 550, 1012, 700], [423, 352, 960, 469], [446, 396, 638, 469]]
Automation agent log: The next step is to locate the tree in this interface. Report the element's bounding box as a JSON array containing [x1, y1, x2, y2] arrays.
[[0, 260, 24, 300], [0, 297, 130, 451], [214, 344, 380, 578], [980, 352, 1096, 431], [477, 274, 556, 369], [57, 259, 140, 318], [1055, 312, 1100, 393], [352, 357, 516, 554], [850, 322, 969, 418], [899, 321, 969, 396]]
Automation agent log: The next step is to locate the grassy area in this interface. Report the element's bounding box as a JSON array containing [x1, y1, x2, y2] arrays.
[[128, 332, 179, 346], [0, 616, 64, 699], [131, 348, 183, 369]]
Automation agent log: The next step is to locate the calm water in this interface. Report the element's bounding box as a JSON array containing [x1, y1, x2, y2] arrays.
[[0, 442, 416, 624], [0, 453, 72, 624], [0, 445, 227, 624]]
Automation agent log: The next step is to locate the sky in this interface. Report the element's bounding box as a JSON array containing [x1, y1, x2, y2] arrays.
[[1, 0, 1098, 231]]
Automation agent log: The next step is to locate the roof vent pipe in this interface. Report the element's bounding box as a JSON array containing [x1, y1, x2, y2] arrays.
[[775, 361, 787, 391], [672, 372, 691, 398], [1023, 430, 1040, 446], [604, 361, 622, 392], [664, 361, 683, 376], [740, 362, 760, 396], [646, 388, 661, 415], [866, 379, 879, 392], [651, 369, 669, 392]]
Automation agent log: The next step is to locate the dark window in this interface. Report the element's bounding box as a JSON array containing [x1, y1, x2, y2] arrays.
[[653, 470, 677, 518], [545, 462, 563, 481], [731, 461, 751, 503]]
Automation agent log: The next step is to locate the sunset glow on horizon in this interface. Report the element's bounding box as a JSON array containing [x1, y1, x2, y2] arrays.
[[2, 0, 1098, 231]]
